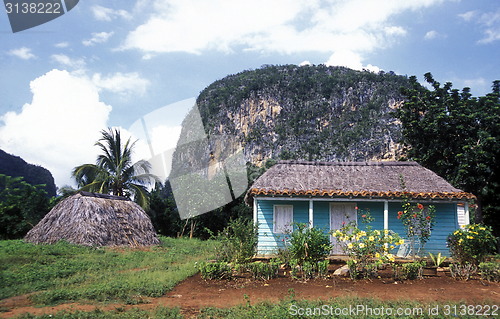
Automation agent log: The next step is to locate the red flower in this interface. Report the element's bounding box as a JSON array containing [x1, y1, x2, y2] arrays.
[[355, 206, 359, 210], [426, 216, 431, 220], [413, 214, 417, 218], [361, 214, 366, 218], [417, 203, 424, 210], [398, 211, 403, 215], [397, 215, 401, 219]]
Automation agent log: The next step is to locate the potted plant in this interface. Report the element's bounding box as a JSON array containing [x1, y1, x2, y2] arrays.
[[423, 252, 447, 276]]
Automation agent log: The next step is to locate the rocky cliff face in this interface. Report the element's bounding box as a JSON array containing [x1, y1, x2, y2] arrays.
[[173, 65, 410, 174]]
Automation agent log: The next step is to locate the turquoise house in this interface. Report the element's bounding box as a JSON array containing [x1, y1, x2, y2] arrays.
[[245, 161, 475, 256]]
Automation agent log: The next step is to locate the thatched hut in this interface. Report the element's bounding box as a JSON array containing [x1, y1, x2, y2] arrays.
[[25, 191, 160, 246]]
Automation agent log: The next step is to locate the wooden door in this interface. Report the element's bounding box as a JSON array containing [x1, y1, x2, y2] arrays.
[[330, 202, 357, 255]]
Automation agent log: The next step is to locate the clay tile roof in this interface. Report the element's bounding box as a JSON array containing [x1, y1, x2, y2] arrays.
[[246, 161, 475, 203]]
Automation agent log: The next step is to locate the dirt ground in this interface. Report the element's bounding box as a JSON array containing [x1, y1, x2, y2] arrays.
[[1, 268, 500, 318]]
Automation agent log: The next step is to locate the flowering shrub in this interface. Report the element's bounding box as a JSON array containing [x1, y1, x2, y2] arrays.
[[332, 211, 403, 278], [398, 198, 435, 258], [447, 224, 497, 265]]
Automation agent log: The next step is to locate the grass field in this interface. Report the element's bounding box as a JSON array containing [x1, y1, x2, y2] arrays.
[[0, 237, 218, 305]]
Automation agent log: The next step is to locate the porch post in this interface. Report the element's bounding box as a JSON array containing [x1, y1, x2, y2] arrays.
[[383, 200, 389, 230], [309, 199, 314, 228], [253, 198, 258, 225], [464, 202, 470, 225]]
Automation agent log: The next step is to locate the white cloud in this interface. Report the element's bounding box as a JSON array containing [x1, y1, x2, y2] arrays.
[[458, 10, 476, 21], [55, 42, 69, 48], [91, 5, 131, 21], [51, 54, 86, 70], [424, 30, 439, 40], [122, 0, 443, 63], [8, 47, 36, 60], [459, 9, 500, 44], [82, 31, 114, 46], [325, 50, 380, 73], [0, 69, 112, 187], [92, 72, 150, 96]]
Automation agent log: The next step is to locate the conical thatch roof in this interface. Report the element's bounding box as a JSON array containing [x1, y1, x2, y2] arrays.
[[246, 161, 475, 203], [25, 192, 160, 247]]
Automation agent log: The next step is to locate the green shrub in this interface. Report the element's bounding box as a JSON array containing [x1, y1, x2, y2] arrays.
[[394, 261, 424, 280], [197, 262, 232, 280], [246, 262, 279, 280], [478, 262, 500, 282], [214, 217, 258, 264], [289, 223, 331, 265], [302, 261, 315, 279], [447, 224, 497, 265], [317, 260, 329, 278]]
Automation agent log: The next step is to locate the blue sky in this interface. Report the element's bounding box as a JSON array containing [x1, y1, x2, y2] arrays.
[[0, 0, 499, 188]]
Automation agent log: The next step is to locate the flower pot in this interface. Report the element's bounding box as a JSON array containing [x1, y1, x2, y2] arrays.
[[423, 266, 438, 276]]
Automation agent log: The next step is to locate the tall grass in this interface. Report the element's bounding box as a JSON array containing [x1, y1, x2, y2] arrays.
[[0, 237, 218, 305]]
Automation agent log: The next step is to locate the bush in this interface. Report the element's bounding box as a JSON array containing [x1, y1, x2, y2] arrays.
[[479, 262, 500, 282], [450, 262, 477, 281], [289, 223, 331, 265], [215, 217, 258, 264], [246, 262, 279, 280], [393, 261, 424, 280], [197, 262, 232, 280], [447, 224, 497, 265]]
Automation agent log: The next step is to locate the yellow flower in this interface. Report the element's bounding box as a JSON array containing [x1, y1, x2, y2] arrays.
[[460, 224, 466, 228], [479, 227, 486, 231], [375, 253, 380, 258], [398, 239, 405, 245], [347, 243, 353, 249], [374, 230, 380, 236], [387, 254, 395, 262], [467, 236, 474, 239], [369, 236, 375, 241], [459, 238, 463, 243], [390, 245, 395, 250], [384, 230, 390, 235], [454, 231, 459, 235], [359, 243, 365, 248], [359, 231, 367, 237]]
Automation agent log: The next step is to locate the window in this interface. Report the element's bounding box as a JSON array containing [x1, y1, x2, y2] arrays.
[[274, 205, 293, 234]]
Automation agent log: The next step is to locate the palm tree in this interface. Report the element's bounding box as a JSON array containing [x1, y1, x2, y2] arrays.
[[72, 128, 158, 208]]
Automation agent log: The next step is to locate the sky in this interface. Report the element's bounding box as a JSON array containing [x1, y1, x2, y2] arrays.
[[0, 0, 499, 189]]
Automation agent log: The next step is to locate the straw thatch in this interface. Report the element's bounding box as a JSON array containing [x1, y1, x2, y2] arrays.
[[25, 192, 160, 246], [246, 161, 475, 203]]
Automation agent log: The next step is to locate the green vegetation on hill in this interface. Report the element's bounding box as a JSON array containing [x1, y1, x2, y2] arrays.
[[195, 64, 411, 162]]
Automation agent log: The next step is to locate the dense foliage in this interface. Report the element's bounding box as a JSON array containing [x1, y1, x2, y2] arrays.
[[396, 73, 500, 235], [213, 216, 258, 264], [0, 174, 52, 239]]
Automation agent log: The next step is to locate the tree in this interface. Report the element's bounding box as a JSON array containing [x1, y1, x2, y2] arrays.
[[72, 128, 158, 208], [396, 73, 500, 231], [0, 174, 52, 239]]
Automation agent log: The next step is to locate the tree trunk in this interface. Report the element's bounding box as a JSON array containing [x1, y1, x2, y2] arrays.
[[474, 196, 483, 224]]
